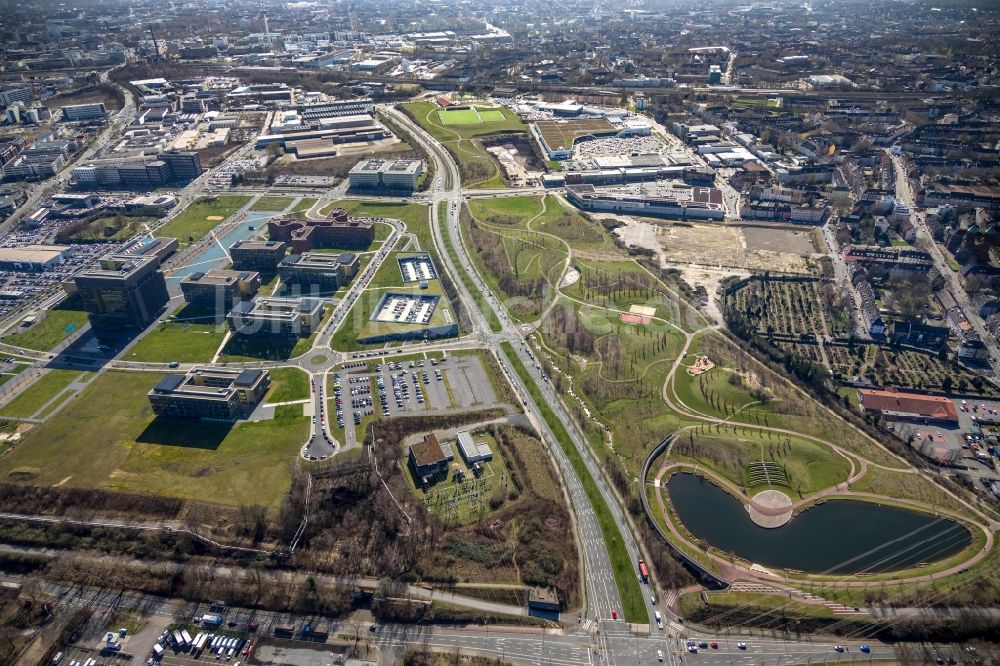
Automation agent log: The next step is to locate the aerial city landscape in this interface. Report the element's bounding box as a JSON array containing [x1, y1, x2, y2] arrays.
[[0, 0, 998, 663]]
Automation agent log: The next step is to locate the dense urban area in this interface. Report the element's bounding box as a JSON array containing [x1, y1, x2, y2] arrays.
[[0, 0, 999, 664]]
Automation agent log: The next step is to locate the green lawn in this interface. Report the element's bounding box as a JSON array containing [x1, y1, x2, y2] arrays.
[[0, 369, 88, 419], [264, 366, 310, 403], [250, 196, 297, 212], [3, 307, 89, 351], [319, 200, 429, 248], [401, 101, 527, 189], [55, 215, 157, 242], [500, 341, 646, 623], [436, 108, 482, 125], [158, 195, 251, 247], [0, 371, 308, 507], [219, 305, 331, 362], [0, 364, 29, 387], [124, 318, 228, 364]]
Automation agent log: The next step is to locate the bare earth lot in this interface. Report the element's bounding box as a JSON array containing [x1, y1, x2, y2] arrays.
[[614, 219, 814, 274]]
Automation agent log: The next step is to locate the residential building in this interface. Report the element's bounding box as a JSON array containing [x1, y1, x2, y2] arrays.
[[229, 239, 288, 272], [71, 253, 169, 332], [148, 368, 269, 421], [180, 269, 261, 310], [0, 85, 33, 107], [855, 280, 884, 337], [891, 322, 950, 350], [228, 295, 323, 338]]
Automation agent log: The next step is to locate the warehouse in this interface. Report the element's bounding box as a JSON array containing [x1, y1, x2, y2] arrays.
[[0, 244, 72, 271]]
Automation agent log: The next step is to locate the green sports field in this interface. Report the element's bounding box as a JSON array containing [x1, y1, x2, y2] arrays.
[[436, 107, 508, 126]]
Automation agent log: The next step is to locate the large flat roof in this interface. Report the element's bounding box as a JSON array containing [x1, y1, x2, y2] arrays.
[[859, 388, 958, 422]]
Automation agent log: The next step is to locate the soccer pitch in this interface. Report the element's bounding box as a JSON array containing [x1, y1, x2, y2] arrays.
[[436, 106, 508, 126]]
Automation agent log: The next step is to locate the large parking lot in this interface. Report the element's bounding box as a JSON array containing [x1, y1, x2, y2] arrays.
[[888, 397, 1000, 490], [330, 352, 502, 448]]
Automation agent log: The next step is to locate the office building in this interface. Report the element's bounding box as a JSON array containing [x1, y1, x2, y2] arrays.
[[228, 296, 323, 338], [348, 158, 423, 192], [267, 208, 374, 253], [60, 102, 107, 121], [72, 159, 171, 189], [229, 239, 288, 272], [72, 254, 169, 332], [158, 150, 203, 181], [278, 252, 359, 291], [148, 368, 269, 421], [180, 269, 261, 310]]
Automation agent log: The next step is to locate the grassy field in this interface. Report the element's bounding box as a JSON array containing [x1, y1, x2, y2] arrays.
[[158, 195, 251, 247], [124, 318, 228, 364], [402, 101, 527, 189], [264, 366, 310, 403], [0, 371, 308, 507], [0, 364, 29, 387], [501, 341, 646, 623], [670, 425, 852, 497], [55, 215, 157, 242], [3, 306, 89, 351], [250, 196, 297, 212], [0, 370, 87, 419]]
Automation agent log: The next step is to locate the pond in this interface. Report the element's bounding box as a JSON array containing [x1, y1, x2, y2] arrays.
[[667, 473, 971, 574]]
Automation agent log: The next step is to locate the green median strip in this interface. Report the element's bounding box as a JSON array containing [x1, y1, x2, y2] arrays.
[[500, 341, 646, 623], [439, 205, 502, 333]]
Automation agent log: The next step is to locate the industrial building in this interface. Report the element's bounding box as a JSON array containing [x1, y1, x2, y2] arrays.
[[408, 432, 453, 487], [71, 253, 169, 332], [347, 158, 423, 192], [0, 244, 72, 272], [228, 295, 323, 338], [180, 269, 261, 310], [456, 430, 493, 465], [267, 208, 374, 253], [229, 239, 288, 272], [278, 252, 359, 291], [148, 368, 269, 421], [565, 183, 726, 220], [60, 102, 107, 121]]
